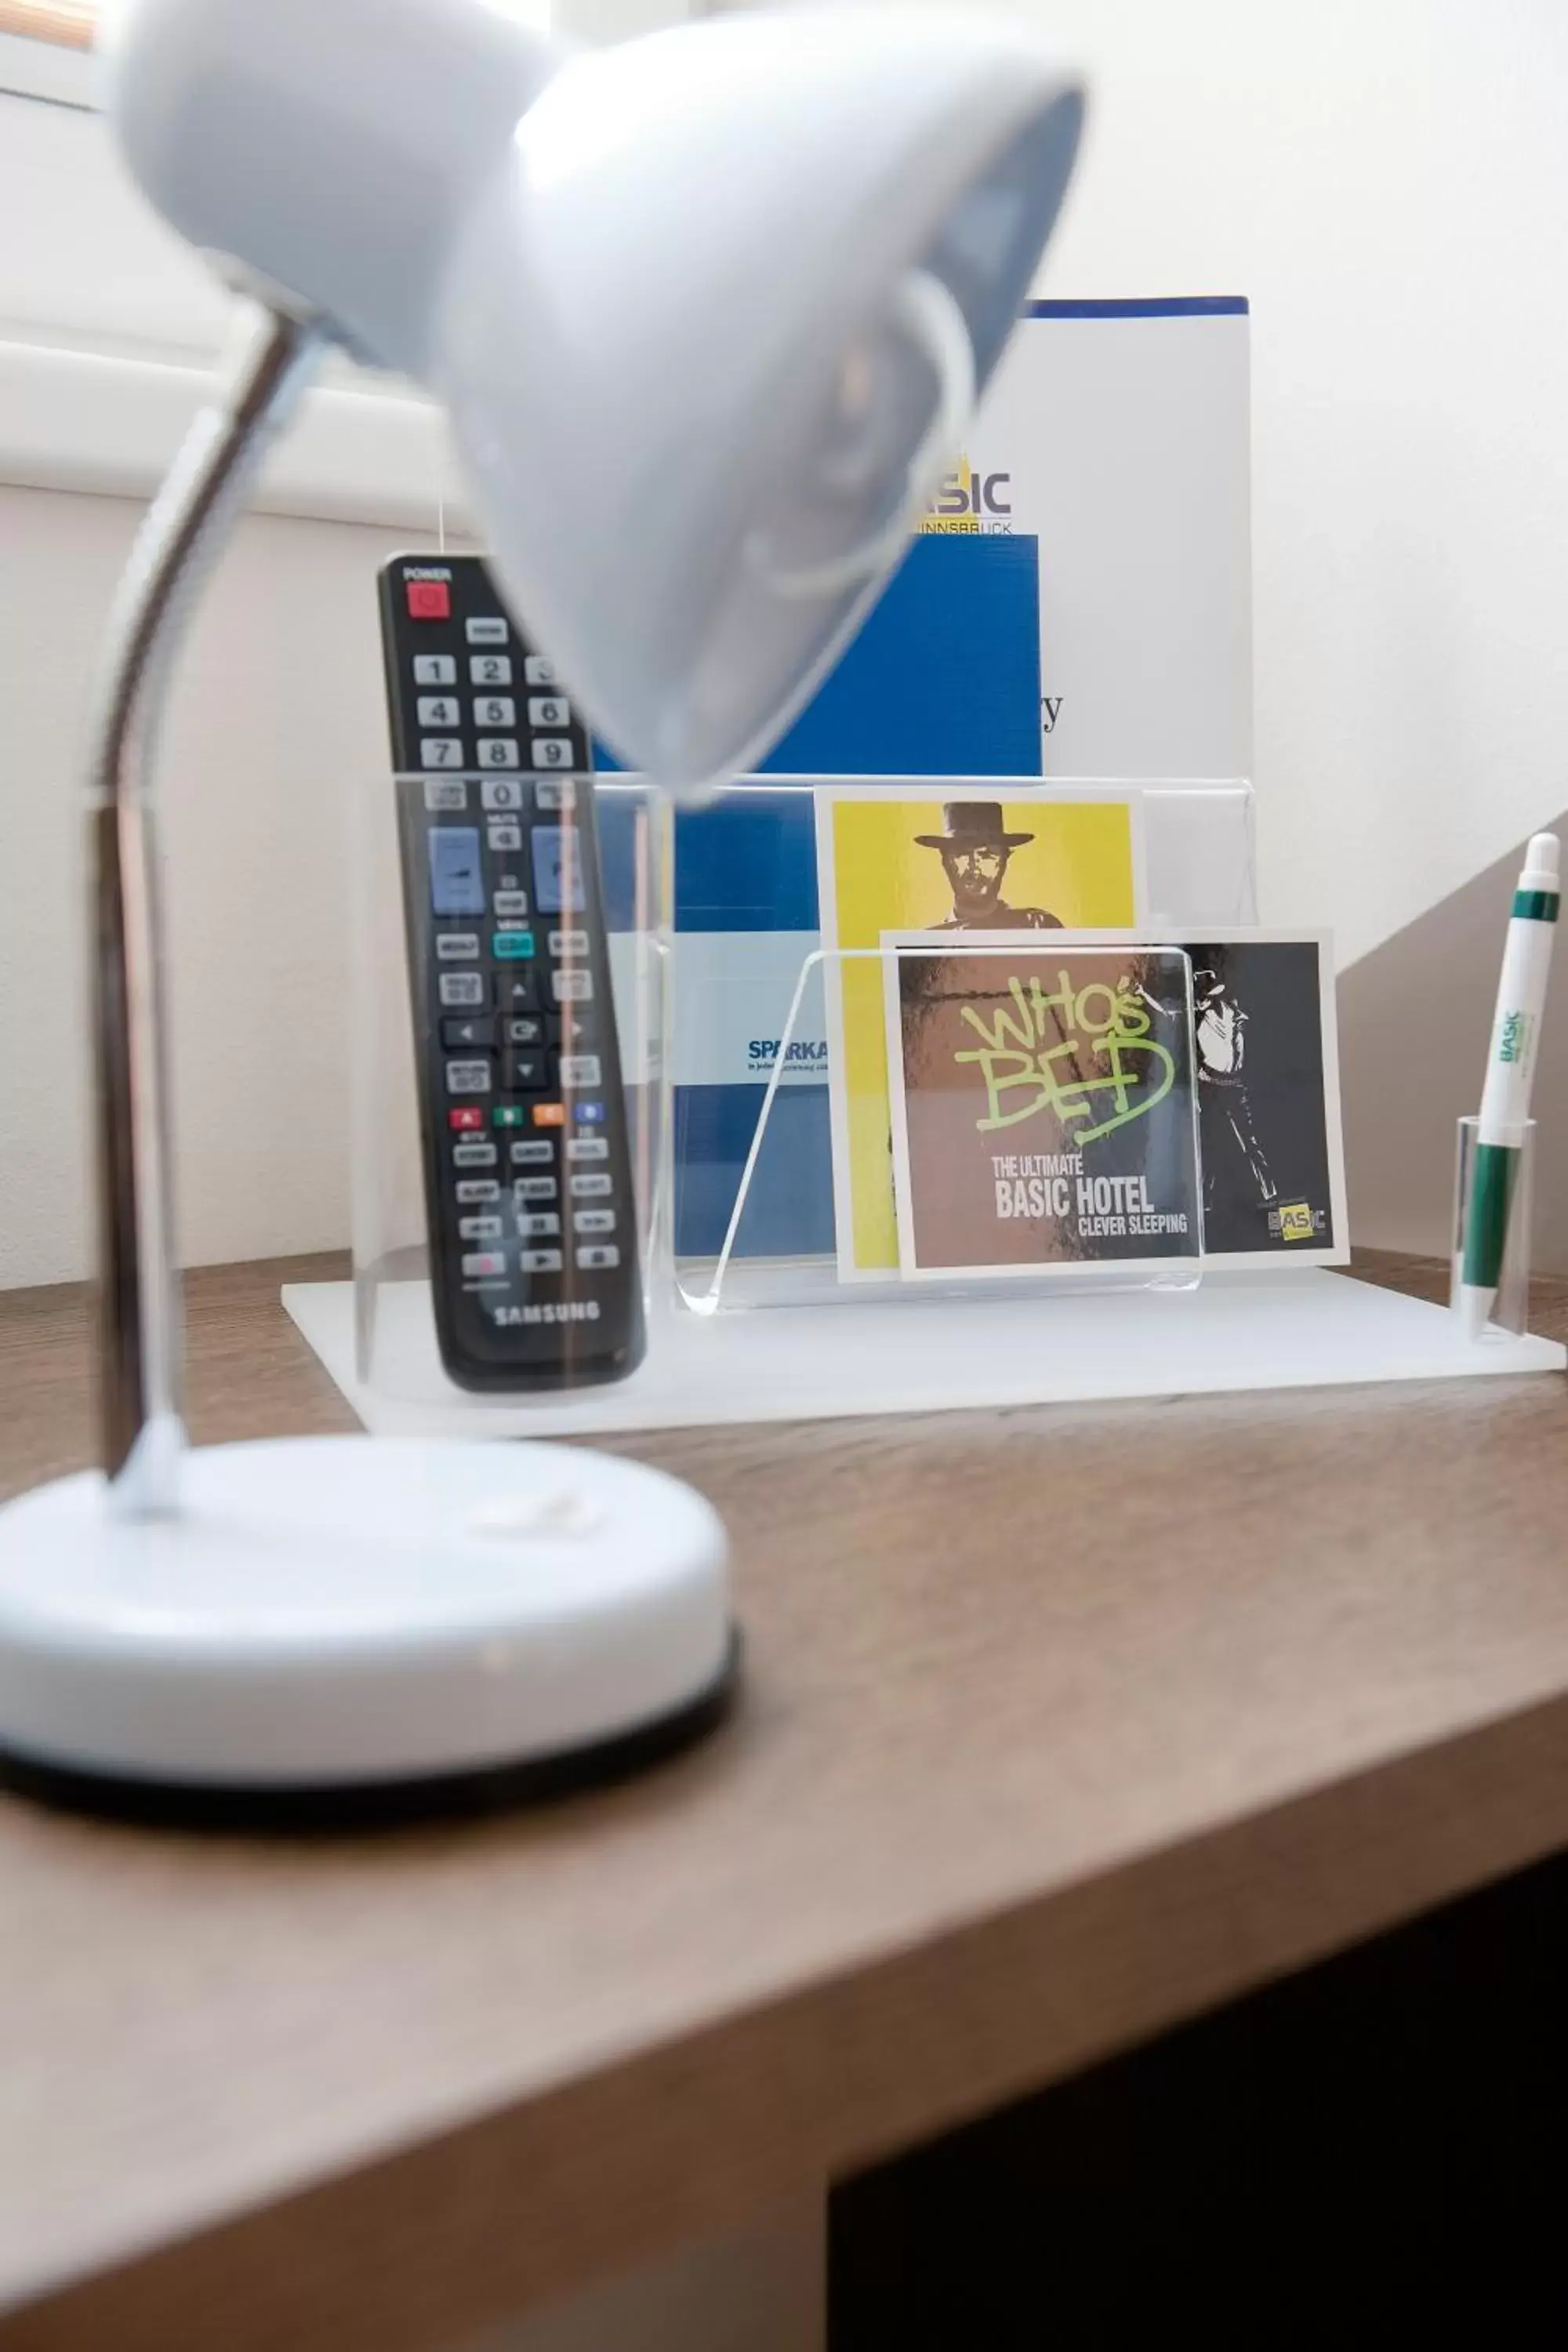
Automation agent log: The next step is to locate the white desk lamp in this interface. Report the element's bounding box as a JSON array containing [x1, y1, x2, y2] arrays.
[[0, 0, 1083, 1812]]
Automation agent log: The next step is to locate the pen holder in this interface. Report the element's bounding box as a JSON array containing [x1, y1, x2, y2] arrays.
[[1452, 1115, 1536, 1338]]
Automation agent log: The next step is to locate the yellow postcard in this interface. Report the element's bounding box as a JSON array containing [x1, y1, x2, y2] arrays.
[[815, 789, 1146, 1278]]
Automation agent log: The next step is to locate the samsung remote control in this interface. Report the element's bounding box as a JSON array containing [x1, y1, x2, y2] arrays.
[[378, 554, 645, 1392]]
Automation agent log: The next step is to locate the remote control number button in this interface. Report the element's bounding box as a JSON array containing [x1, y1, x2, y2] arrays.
[[462, 1250, 507, 1280], [519, 1248, 564, 1272], [423, 779, 467, 812], [524, 655, 557, 686], [420, 737, 463, 768], [417, 695, 460, 728], [481, 777, 525, 811], [470, 654, 513, 687], [412, 654, 456, 686], [455, 1179, 499, 1204], [466, 616, 508, 644], [575, 1246, 621, 1271], [445, 1058, 492, 1094], [528, 695, 571, 728], [574, 1209, 616, 1235], [566, 1136, 608, 1162], [473, 696, 515, 728], [479, 738, 521, 769], [510, 1138, 555, 1166], [532, 737, 572, 770], [439, 971, 485, 1008], [551, 967, 593, 1003], [517, 1213, 561, 1240], [570, 1172, 613, 1199]]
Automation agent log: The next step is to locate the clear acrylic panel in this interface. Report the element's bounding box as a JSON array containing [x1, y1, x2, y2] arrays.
[[351, 773, 670, 1408]]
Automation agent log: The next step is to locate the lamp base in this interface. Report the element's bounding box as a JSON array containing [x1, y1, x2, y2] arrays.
[[0, 1436, 735, 1823]]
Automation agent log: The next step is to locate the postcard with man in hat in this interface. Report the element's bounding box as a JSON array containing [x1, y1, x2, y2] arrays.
[[815, 788, 1146, 1279]]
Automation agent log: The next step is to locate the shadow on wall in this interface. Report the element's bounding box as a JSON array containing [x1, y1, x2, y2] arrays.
[[1341, 811, 1568, 1269]]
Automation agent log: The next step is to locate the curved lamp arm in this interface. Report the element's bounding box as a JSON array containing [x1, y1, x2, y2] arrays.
[[89, 307, 325, 1515]]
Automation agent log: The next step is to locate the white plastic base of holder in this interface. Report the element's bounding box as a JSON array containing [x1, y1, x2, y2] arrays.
[[282, 1269, 1566, 1440], [0, 1436, 731, 1791]]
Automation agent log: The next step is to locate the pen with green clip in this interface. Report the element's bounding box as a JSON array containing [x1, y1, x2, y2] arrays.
[[1459, 831, 1559, 1335]]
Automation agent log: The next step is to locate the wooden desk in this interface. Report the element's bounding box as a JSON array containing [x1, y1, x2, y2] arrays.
[[2, 1254, 1567, 2349]]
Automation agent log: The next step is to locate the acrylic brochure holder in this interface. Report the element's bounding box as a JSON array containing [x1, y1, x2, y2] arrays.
[[281, 775, 1566, 1436]]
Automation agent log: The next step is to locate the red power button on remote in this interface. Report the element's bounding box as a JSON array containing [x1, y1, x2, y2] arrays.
[[406, 579, 450, 619]]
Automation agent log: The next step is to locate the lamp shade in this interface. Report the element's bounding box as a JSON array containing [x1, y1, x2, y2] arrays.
[[103, 0, 1083, 791]]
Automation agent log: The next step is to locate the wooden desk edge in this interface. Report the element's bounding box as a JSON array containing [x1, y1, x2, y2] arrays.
[[11, 1681, 1568, 2352]]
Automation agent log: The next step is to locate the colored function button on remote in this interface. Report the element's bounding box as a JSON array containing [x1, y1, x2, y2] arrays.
[[520, 1248, 564, 1272], [575, 1246, 621, 1270], [574, 1101, 607, 1123], [455, 1179, 499, 1204], [462, 1250, 507, 1280], [429, 828, 485, 918], [448, 1106, 484, 1132], [412, 654, 456, 686], [532, 1102, 568, 1127], [523, 655, 557, 686], [494, 931, 535, 960], [492, 1105, 528, 1129], [438, 971, 485, 1008], [406, 579, 450, 619], [445, 1058, 492, 1094], [423, 779, 467, 813], [510, 1138, 554, 1165], [466, 616, 508, 644]]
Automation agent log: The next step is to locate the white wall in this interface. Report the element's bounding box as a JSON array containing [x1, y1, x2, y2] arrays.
[[4, 0, 1568, 1283]]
